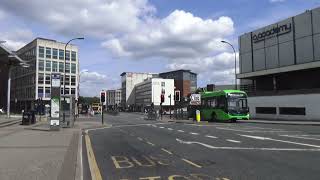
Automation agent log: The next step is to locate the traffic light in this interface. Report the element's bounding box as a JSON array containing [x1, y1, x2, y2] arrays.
[[175, 91, 180, 101], [100, 91, 106, 104], [160, 94, 165, 103]]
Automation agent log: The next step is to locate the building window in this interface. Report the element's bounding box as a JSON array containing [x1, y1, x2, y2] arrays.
[[39, 46, 44, 58], [38, 73, 44, 84], [45, 74, 51, 85], [71, 76, 76, 86], [279, 107, 306, 115], [46, 47, 51, 59], [38, 60, 44, 71], [64, 88, 70, 95], [38, 87, 44, 98], [45, 87, 51, 98], [66, 50, 70, 61], [256, 107, 277, 114], [52, 48, 58, 59], [61, 88, 64, 95], [71, 51, 76, 61], [71, 88, 76, 94], [71, 63, 76, 74], [45, 60, 51, 72], [59, 49, 64, 60], [60, 75, 64, 85], [52, 61, 58, 72], [66, 63, 70, 73], [65, 76, 70, 86], [59, 62, 64, 73]]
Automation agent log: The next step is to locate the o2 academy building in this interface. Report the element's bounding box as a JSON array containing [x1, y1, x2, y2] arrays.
[[238, 7, 320, 121]]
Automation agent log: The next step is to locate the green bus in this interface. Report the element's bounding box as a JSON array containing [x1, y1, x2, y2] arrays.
[[199, 90, 249, 122]]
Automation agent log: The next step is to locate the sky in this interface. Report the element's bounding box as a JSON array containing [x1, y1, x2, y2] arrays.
[[1, 0, 319, 96]]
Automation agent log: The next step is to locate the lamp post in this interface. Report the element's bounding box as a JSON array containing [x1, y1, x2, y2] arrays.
[[221, 40, 237, 90], [63, 37, 84, 122]]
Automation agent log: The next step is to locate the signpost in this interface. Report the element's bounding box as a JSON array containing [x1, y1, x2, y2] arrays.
[[50, 73, 61, 130], [190, 94, 201, 106]]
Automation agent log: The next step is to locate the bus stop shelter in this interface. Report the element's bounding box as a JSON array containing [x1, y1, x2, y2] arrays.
[[0, 42, 27, 118]]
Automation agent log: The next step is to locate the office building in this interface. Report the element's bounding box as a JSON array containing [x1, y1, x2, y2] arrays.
[[120, 72, 158, 108], [159, 69, 197, 102], [238, 7, 320, 120], [11, 38, 80, 111], [135, 78, 175, 110], [106, 89, 122, 107]]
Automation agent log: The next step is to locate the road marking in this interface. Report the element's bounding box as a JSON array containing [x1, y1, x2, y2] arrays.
[[147, 141, 155, 146], [181, 158, 202, 168], [239, 134, 320, 148], [176, 138, 320, 151], [226, 139, 241, 143], [167, 128, 173, 131], [217, 127, 299, 133], [137, 137, 143, 141], [177, 130, 184, 132], [205, 135, 217, 139], [161, 148, 173, 155], [151, 125, 157, 127], [190, 132, 199, 135], [280, 135, 320, 141], [160, 127, 165, 129], [85, 134, 103, 180]]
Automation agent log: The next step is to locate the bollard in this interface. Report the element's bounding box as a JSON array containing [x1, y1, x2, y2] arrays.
[[196, 110, 201, 122]]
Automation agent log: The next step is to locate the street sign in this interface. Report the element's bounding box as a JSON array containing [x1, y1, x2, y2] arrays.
[[190, 94, 201, 105], [51, 73, 61, 87]]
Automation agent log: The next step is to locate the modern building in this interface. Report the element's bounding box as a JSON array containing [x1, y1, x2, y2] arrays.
[[238, 7, 320, 120], [135, 78, 175, 111], [159, 70, 197, 102], [120, 72, 158, 108], [11, 38, 80, 112], [106, 89, 122, 107]]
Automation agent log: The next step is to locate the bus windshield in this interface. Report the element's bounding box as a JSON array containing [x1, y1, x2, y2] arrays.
[[227, 93, 248, 112]]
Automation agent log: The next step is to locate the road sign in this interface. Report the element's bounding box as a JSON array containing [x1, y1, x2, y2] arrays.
[[190, 94, 201, 105]]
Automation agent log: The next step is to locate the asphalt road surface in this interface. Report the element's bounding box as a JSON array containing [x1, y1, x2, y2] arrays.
[[82, 113, 320, 180]]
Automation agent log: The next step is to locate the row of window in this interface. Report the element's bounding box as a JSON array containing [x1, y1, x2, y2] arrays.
[[12, 87, 35, 99], [38, 73, 77, 86], [38, 87, 76, 98], [38, 60, 76, 74], [38, 46, 76, 61]]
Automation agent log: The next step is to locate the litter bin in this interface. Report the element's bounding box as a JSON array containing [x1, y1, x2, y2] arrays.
[[22, 112, 31, 125]]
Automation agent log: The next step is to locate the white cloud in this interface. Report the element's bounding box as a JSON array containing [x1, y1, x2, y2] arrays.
[[80, 70, 120, 97], [0, 0, 155, 38], [2, 29, 34, 51], [102, 10, 234, 59], [167, 52, 239, 86]]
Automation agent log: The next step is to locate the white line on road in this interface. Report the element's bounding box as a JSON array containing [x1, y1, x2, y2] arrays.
[[177, 130, 185, 132], [161, 148, 173, 155], [160, 127, 165, 129], [167, 128, 173, 131], [176, 138, 320, 151], [217, 127, 299, 133], [181, 158, 202, 168], [226, 139, 241, 143], [205, 135, 217, 139], [190, 132, 199, 135], [147, 141, 155, 146], [137, 137, 143, 141], [151, 125, 157, 127], [280, 135, 320, 141], [239, 134, 320, 148]]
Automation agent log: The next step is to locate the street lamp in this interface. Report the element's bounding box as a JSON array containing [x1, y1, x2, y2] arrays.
[[63, 37, 84, 122], [221, 40, 237, 90]]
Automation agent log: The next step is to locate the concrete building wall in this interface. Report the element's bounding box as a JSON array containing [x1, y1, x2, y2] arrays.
[[248, 94, 320, 121]]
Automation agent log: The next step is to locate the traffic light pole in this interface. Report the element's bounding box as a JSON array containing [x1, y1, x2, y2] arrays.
[[169, 94, 172, 119], [101, 104, 104, 125]]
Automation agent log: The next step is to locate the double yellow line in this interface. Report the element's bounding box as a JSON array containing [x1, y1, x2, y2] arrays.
[[85, 133, 103, 180]]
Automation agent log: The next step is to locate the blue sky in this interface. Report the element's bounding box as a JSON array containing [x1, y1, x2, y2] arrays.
[[1, 0, 319, 96]]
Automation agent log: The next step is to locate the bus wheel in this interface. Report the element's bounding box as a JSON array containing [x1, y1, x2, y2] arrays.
[[211, 113, 218, 122]]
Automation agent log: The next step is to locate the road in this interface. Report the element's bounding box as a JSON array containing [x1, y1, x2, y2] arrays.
[[82, 113, 320, 180]]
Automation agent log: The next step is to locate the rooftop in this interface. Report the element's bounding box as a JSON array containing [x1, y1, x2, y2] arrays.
[[159, 69, 197, 75]]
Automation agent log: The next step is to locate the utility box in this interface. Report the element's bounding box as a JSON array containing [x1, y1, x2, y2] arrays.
[[61, 95, 76, 128]]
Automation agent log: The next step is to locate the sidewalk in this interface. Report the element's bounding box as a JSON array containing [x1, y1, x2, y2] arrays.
[[0, 117, 104, 180], [238, 119, 320, 126]]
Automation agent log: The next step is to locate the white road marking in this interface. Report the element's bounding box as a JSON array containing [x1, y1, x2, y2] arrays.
[[190, 132, 199, 135], [176, 138, 320, 151], [160, 127, 165, 129], [167, 128, 173, 131], [151, 125, 157, 127], [178, 130, 185, 132], [181, 158, 202, 168], [217, 127, 299, 133], [280, 135, 320, 141], [161, 148, 173, 155], [226, 139, 241, 143], [239, 134, 320, 148], [205, 135, 217, 139], [147, 141, 155, 146], [137, 137, 143, 141]]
